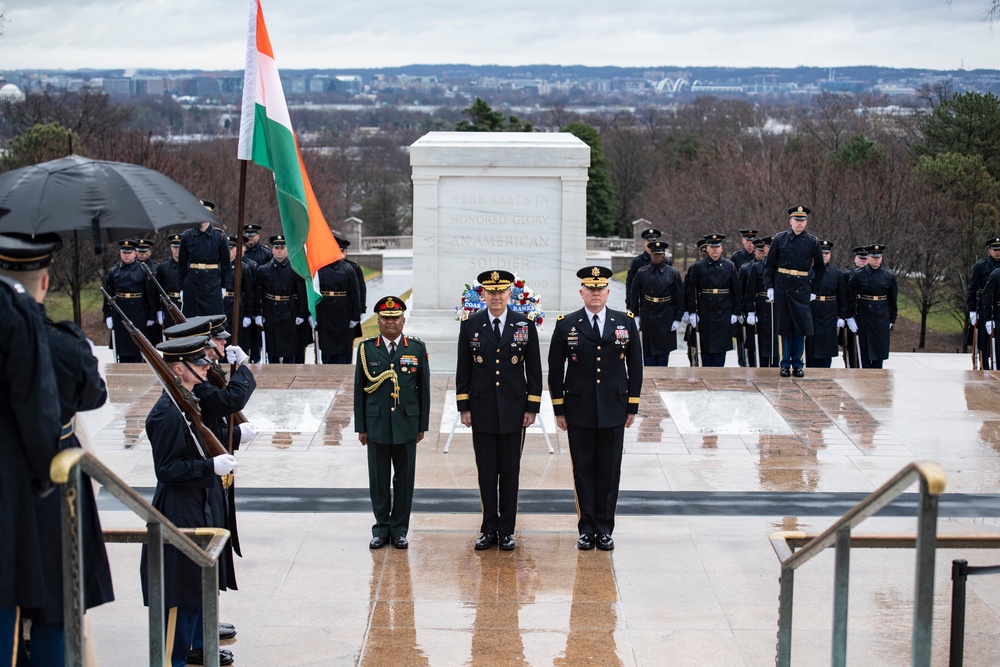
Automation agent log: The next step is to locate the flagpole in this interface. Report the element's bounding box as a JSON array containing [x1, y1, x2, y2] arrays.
[[227, 159, 249, 455]]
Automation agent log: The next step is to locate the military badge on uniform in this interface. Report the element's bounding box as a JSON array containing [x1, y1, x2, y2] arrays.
[[476, 355, 484, 364], [399, 354, 419, 373], [614, 325, 629, 345], [514, 323, 528, 343], [511, 355, 519, 364]]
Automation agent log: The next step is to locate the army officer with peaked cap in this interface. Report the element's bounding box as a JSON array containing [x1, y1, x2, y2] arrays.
[[549, 266, 642, 552], [456, 270, 542, 551], [355, 296, 430, 550]]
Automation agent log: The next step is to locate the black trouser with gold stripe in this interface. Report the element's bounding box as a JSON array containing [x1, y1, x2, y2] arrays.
[[473, 430, 525, 537], [567, 424, 625, 537]]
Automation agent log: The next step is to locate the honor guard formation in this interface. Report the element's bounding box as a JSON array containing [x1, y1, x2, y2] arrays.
[[2, 199, 948, 665]]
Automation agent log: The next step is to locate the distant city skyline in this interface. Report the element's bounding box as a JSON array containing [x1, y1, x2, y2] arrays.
[[1, 1, 996, 72]]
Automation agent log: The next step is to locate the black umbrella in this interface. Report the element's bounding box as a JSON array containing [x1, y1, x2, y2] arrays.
[[0, 154, 216, 249]]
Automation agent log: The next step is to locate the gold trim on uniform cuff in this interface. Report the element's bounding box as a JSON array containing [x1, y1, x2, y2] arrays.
[[551, 397, 565, 405], [527, 395, 541, 402], [455, 393, 470, 401], [628, 397, 640, 404]]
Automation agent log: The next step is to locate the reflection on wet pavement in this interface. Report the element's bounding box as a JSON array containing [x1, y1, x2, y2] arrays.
[[83, 362, 1000, 666]]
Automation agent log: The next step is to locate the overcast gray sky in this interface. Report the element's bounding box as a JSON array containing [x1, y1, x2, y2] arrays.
[[1, 0, 996, 71]]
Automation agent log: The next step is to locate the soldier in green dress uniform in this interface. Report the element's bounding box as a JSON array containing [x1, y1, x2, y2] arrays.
[[354, 296, 430, 550]]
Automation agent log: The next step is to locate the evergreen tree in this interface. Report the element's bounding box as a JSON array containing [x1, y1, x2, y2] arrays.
[[562, 122, 617, 236]]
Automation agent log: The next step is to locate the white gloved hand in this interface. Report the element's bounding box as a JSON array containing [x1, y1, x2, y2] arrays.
[[767, 288, 774, 301], [146, 320, 155, 327], [689, 313, 699, 328], [222, 288, 227, 299], [179, 290, 184, 303], [242, 316, 251, 329], [837, 318, 845, 329], [157, 311, 164, 325], [106, 317, 114, 330], [671, 320, 680, 331], [634, 316, 640, 328], [889, 322, 894, 330], [294, 317, 305, 326], [238, 422, 258, 445], [810, 293, 816, 301], [349, 320, 359, 328], [254, 315, 263, 326], [747, 312, 758, 326], [985, 321, 993, 335], [308, 316, 315, 328], [971, 312, 979, 326], [681, 312, 690, 326], [738, 315, 745, 325], [225, 345, 250, 366], [847, 318, 858, 333], [730, 314, 738, 325], [212, 453, 238, 476]]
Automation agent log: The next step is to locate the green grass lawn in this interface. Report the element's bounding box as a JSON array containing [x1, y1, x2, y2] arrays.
[[362, 266, 381, 281], [44, 283, 104, 322], [895, 291, 964, 335]]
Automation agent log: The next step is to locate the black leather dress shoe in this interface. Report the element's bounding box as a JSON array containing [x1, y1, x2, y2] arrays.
[[474, 533, 497, 550], [186, 648, 234, 666], [780, 367, 791, 377], [577, 534, 596, 550], [369, 535, 389, 549], [499, 535, 516, 551], [597, 534, 615, 551], [392, 535, 409, 549], [793, 368, 804, 378], [219, 622, 237, 640]]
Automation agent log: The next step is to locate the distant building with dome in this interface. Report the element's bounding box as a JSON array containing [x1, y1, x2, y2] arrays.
[[0, 83, 25, 102]]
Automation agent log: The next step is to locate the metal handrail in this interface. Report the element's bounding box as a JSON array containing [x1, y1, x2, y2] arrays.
[[50, 448, 230, 667], [770, 461, 947, 667]]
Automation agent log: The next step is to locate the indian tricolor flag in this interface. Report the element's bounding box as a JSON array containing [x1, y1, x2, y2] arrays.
[[237, 0, 342, 314]]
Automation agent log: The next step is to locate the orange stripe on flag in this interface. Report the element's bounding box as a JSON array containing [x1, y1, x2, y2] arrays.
[[255, 1, 275, 60], [296, 147, 343, 273]]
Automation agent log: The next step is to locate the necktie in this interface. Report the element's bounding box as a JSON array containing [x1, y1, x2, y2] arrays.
[[389, 341, 396, 357], [592, 314, 600, 338], [493, 318, 502, 341]]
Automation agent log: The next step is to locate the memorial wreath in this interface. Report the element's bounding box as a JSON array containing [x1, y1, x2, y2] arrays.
[[457, 276, 545, 327]]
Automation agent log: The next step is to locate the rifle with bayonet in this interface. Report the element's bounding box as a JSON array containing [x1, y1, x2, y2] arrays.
[[100, 287, 228, 460], [142, 262, 248, 427]]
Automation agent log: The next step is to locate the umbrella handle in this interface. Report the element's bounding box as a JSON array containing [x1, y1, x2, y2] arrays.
[[91, 216, 102, 255]]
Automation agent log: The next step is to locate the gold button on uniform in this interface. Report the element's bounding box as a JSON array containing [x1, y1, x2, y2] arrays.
[[597, 368, 602, 373], [597, 345, 601, 350], [495, 370, 500, 376], [495, 359, 499, 364], [596, 357, 601, 362], [495, 381, 500, 386], [597, 379, 601, 384]]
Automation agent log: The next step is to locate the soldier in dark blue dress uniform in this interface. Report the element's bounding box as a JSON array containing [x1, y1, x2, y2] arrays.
[[315, 253, 362, 364], [140, 336, 238, 667], [763, 206, 825, 377], [456, 270, 542, 551], [335, 236, 368, 341], [136, 238, 162, 343], [730, 228, 758, 271], [178, 200, 231, 319], [242, 224, 272, 362], [254, 235, 308, 363], [806, 240, 849, 368], [103, 239, 157, 362], [685, 234, 741, 367], [730, 229, 757, 366], [967, 237, 1000, 369], [224, 235, 257, 353], [744, 237, 779, 367], [155, 233, 184, 326], [549, 266, 642, 551], [625, 228, 665, 312], [0, 234, 93, 667], [630, 241, 684, 366], [846, 244, 898, 369]]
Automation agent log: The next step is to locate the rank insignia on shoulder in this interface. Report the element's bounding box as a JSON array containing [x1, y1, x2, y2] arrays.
[[627, 311, 635, 318], [557, 314, 565, 321], [461, 312, 469, 321], [407, 335, 423, 342]]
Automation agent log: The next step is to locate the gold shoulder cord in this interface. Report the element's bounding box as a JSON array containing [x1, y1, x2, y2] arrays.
[[360, 343, 400, 409]]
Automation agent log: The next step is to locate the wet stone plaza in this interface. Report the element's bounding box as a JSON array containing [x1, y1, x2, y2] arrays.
[[81, 355, 1000, 666]]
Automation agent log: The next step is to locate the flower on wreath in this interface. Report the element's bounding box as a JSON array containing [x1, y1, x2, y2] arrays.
[[455, 274, 545, 327]]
